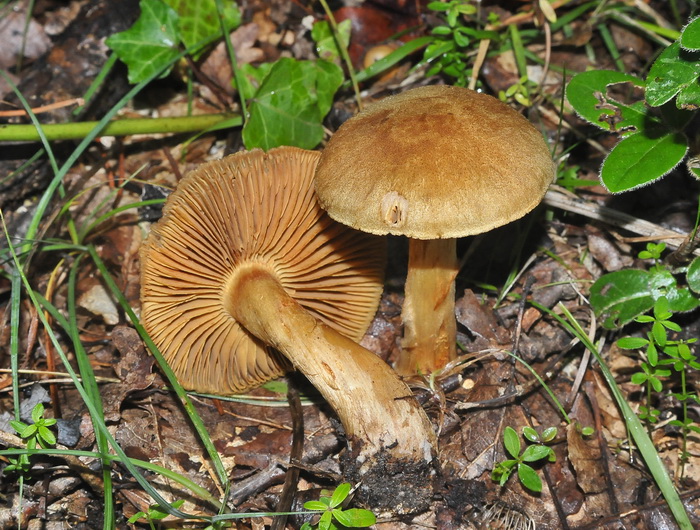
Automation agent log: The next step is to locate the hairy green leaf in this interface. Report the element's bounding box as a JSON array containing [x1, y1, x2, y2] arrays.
[[646, 41, 700, 107], [601, 131, 687, 192], [566, 70, 648, 133], [682, 17, 700, 50]]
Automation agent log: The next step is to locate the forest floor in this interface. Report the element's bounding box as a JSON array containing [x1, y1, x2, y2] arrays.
[[0, 0, 699, 528]]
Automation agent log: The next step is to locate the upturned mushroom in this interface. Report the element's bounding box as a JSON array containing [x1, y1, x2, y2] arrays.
[[315, 85, 554, 375], [140, 146, 436, 511]]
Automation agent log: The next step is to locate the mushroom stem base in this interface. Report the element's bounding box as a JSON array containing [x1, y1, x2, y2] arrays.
[[398, 238, 458, 375], [226, 265, 436, 504]]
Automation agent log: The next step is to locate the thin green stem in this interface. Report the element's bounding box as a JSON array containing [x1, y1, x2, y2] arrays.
[[556, 304, 693, 530], [88, 245, 230, 492], [10, 269, 20, 420], [504, 350, 571, 424], [0, 113, 241, 142], [318, 0, 363, 111], [0, 448, 221, 510], [73, 53, 118, 116], [215, 0, 247, 125], [67, 255, 114, 527], [0, 216, 197, 522]]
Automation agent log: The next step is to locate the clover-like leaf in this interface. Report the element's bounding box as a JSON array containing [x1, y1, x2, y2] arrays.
[[590, 269, 655, 328], [600, 130, 688, 193], [646, 41, 700, 107], [105, 0, 181, 84], [566, 70, 649, 133], [682, 16, 700, 50], [686, 256, 700, 293]]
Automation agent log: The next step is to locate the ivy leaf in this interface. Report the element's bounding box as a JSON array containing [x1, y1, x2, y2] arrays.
[[243, 58, 343, 150], [590, 269, 655, 328], [163, 0, 240, 58], [105, 0, 181, 84], [600, 130, 688, 192]]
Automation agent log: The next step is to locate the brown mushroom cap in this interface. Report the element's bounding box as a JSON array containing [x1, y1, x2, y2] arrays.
[[315, 84, 555, 239], [140, 146, 386, 395]]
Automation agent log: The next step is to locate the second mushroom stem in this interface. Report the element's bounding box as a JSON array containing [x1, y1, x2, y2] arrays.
[[225, 264, 436, 468], [398, 238, 458, 375]]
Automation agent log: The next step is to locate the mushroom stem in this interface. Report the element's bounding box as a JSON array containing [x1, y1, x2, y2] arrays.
[[398, 238, 458, 375], [226, 264, 436, 466]]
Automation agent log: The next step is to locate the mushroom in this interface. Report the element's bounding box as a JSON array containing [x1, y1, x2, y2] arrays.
[[315, 85, 554, 375], [140, 146, 436, 511]]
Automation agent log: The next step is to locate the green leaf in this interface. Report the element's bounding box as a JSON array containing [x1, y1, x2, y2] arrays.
[[332, 508, 376, 527], [164, 0, 240, 57], [31, 403, 45, 423], [522, 426, 540, 443], [521, 444, 552, 462], [127, 511, 148, 523], [676, 80, 700, 109], [686, 256, 700, 293], [38, 426, 56, 447], [304, 500, 330, 511], [503, 426, 521, 458], [617, 336, 649, 349], [665, 283, 700, 313], [631, 372, 649, 385], [681, 16, 700, 50], [541, 427, 558, 443], [20, 424, 38, 439], [649, 376, 664, 393], [580, 426, 595, 436], [566, 70, 648, 133], [10, 420, 27, 434], [652, 320, 668, 346], [517, 463, 542, 492], [311, 19, 352, 63], [600, 131, 688, 192], [243, 58, 343, 150], [105, 0, 181, 84], [318, 510, 333, 530], [646, 41, 700, 107], [330, 483, 351, 508], [590, 269, 655, 328]]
